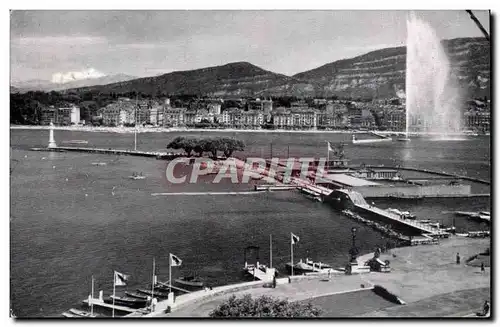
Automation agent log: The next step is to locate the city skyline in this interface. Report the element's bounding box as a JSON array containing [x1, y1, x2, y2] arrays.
[[11, 10, 490, 83]]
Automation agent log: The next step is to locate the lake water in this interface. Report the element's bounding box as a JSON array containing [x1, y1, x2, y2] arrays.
[[10, 129, 490, 317]]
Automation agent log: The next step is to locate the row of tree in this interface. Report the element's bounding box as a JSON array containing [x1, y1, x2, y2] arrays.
[[167, 136, 245, 159]]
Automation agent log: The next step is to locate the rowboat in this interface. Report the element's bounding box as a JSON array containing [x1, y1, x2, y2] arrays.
[[69, 308, 96, 318], [125, 291, 149, 300], [105, 296, 148, 309], [136, 289, 170, 298], [174, 276, 204, 288]]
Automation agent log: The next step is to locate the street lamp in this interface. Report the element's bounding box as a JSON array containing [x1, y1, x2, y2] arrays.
[[349, 227, 359, 263]]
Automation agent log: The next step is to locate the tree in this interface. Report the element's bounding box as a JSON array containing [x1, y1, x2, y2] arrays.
[[219, 138, 245, 158], [209, 295, 322, 318]]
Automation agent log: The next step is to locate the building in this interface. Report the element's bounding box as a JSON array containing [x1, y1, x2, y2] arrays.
[[101, 99, 136, 126], [163, 107, 186, 127], [385, 109, 406, 132], [272, 107, 293, 129], [464, 110, 490, 131], [241, 110, 264, 129], [207, 100, 222, 115], [40, 107, 57, 125], [290, 107, 317, 129]]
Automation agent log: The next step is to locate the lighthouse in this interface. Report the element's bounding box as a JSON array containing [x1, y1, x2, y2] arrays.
[[48, 120, 57, 148]]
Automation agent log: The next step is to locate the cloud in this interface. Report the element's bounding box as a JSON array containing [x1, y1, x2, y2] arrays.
[[51, 68, 106, 84]]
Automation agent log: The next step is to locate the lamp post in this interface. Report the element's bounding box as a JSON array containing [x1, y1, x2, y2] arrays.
[[349, 227, 359, 263]]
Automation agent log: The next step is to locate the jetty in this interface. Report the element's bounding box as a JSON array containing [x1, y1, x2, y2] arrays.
[[30, 146, 181, 160], [337, 189, 449, 237], [82, 298, 137, 314]]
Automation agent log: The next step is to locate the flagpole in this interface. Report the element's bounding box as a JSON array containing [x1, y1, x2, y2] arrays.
[[91, 275, 94, 316], [327, 142, 330, 171], [270, 234, 273, 269], [169, 253, 172, 293], [112, 271, 116, 318], [290, 233, 294, 277], [151, 257, 155, 312]]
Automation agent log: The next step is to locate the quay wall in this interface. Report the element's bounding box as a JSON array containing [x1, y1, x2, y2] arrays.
[[355, 184, 472, 199]]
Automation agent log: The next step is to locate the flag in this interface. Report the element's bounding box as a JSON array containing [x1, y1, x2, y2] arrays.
[[114, 271, 128, 286], [327, 142, 334, 152], [170, 253, 182, 267], [291, 233, 300, 245]]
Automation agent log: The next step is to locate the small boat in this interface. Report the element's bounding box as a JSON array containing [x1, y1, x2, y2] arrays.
[[136, 289, 170, 298], [62, 311, 79, 318], [418, 219, 432, 224], [129, 172, 146, 180], [286, 258, 332, 274], [62, 140, 89, 145], [125, 291, 149, 300], [105, 296, 148, 309], [174, 276, 204, 288], [68, 308, 96, 318], [428, 222, 440, 228], [91, 162, 107, 166], [397, 137, 411, 142]]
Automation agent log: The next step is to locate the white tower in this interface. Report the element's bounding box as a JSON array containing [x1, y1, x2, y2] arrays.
[[48, 120, 57, 148]]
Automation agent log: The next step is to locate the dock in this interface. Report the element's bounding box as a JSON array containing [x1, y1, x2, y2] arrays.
[[339, 189, 449, 237], [82, 298, 137, 313], [30, 146, 182, 160]]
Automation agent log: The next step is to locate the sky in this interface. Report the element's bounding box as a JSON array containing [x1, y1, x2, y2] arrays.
[[10, 10, 490, 83]]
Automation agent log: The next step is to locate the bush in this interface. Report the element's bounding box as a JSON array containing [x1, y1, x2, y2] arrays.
[[209, 294, 322, 318]]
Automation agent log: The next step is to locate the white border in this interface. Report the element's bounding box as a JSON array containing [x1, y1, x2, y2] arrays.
[[3, 2, 497, 327]]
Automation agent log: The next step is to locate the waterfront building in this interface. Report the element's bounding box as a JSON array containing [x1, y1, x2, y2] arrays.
[[207, 100, 222, 115], [40, 106, 57, 125], [163, 107, 186, 127], [241, 110, 263, 129], [290, 107, 318, 129], [272, 107, 293, 129], [184, 109, 197, 126], [464, 110, 490, 131], [384, 109, 406, 132]]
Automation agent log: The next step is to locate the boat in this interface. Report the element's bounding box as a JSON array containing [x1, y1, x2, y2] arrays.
[[68, 308, 97, 318], [105, 296, 148, 309], [352, 135, 392, 144], [174, 276, 204, 288], [62, 140, 89, 145], [62, 311, 79, 318], [128, 172, 146, 180], [125, 292, 149, 300], [136, 289, 170, 298], [91, 162, 107, 166], [418, 219, 432, 224], [387, 208, 416, 219], [285, 258, 332, 274], [397, 137, 411, 142], [428, 222, 440, 228]]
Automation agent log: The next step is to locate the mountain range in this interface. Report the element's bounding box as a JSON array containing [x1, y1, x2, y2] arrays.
[[11, 74, 137, 93], [12, 37, 490, 99]]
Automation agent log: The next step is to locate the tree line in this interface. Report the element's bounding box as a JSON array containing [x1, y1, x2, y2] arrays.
[[167, 136, 245, 159]]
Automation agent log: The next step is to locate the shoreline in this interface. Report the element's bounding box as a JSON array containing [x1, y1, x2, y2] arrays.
[[10, 125, 485, 137]]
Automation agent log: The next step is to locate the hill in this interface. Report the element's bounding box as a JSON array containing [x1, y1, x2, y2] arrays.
[[41, 37, 490, 99], [70, 62, 316, 97], [293, 37, 490, 99]]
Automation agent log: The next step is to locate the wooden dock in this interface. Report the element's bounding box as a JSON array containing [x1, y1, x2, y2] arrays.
[[82, 298, 137, 313]]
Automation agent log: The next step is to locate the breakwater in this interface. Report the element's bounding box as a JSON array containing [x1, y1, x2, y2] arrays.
[[30, 146, 181, 160]]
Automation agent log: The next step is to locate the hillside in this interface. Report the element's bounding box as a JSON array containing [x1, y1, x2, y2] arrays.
[[71, 62, 315, 97], [48, 37, 491, 99], [293, 37, 490, 99]]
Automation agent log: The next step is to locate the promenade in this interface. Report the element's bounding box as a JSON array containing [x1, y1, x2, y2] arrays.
[[159, 236, 489, 317]]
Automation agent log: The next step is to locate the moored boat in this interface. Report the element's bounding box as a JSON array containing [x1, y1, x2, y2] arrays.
[[125, 291, 148, 300], [174, 276, 204, 288], [105, 295, 148, 309], [137, 288, 170, 298], [285, 258, 332, 274], [69, 308, 97, 318]]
